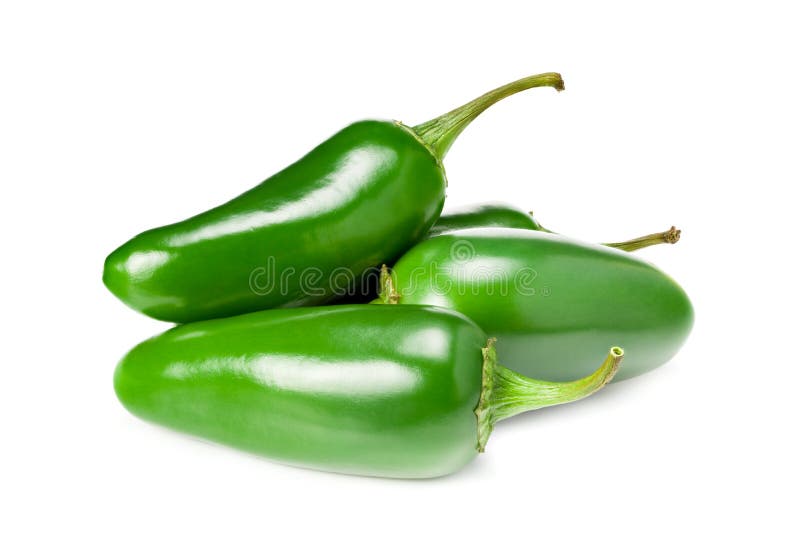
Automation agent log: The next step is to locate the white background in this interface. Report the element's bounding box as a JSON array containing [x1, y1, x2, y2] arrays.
[[2, 1, 798, 532]]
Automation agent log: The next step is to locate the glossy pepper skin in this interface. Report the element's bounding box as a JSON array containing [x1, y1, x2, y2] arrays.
[[104, 122, 444, 323], [103, 73, 565, 323], [114, 305, 622, 478], [378, 229, 693, 382]]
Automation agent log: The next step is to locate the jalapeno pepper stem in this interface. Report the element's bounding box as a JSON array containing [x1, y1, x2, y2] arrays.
[[377, 264, 399, 304], [604, 226, 681, 252], [475, 341, 623, 452], [529, 212, 680, 251], [413, 72, 565, 160]]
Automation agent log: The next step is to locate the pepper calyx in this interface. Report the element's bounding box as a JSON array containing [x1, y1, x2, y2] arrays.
[[475, 345, 624, 453], [378, 264, 400, 304]]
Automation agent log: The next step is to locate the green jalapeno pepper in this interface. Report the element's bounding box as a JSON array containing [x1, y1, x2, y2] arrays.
[[429, 203, 551, 236], [376, 229, 693, 382], [114, 305, 622, 478], [103, 73, 564, 323], [431, 203, 681, 251]]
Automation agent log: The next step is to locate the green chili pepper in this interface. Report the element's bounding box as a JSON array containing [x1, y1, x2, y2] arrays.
[[103, 73, 564, 323], [429, 203, 552, 236], [430, 203, 682, 251], [114, 305, 622, 478], [376, 229, 692, 382]]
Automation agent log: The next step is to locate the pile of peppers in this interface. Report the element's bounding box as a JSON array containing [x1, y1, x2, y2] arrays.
[[104, 72, 693, 479]]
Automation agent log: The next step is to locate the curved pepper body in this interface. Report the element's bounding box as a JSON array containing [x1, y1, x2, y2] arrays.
[[104, 121, 446, 323], [428, 203, 545, 236], [104, 73, 565, 322], [383, 229, 693, 381], [114, 305, 485, 478]]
